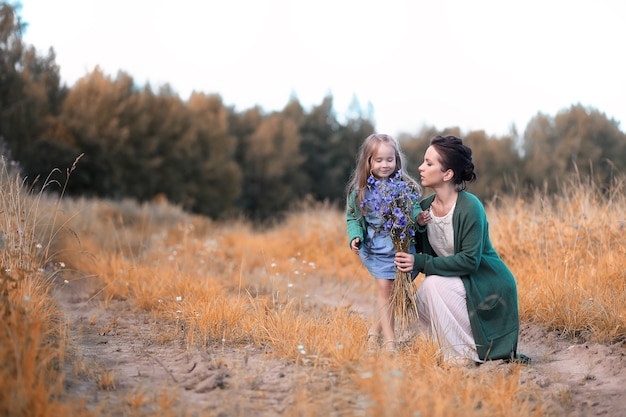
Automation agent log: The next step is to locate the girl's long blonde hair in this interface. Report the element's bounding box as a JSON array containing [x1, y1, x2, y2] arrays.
[[345, 133, 421, 216]]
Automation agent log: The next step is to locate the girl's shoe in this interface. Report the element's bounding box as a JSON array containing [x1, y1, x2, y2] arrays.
[[382, 340, 398, 354]]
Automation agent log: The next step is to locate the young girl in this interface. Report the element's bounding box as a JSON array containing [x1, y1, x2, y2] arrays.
[[346, 133, 430, 353]]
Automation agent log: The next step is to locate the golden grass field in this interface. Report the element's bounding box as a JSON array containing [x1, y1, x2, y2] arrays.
[[1, 159, 625, 417]]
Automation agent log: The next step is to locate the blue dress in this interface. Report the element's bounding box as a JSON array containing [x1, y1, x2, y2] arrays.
[[359, 188, 417, 280]]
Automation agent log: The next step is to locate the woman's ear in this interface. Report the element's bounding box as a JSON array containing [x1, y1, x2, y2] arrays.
[[443, 168, 454, 182]]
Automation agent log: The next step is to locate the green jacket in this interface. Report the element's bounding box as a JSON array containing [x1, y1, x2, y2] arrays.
[[346, 190, 367, 248], [413, 192, 519, 361]]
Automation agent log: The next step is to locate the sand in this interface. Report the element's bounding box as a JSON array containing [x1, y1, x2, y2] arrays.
[[54, 278, 626, 417]]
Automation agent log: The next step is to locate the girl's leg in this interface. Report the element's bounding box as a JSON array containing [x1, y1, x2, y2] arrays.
[[375, 278, 395, 347]]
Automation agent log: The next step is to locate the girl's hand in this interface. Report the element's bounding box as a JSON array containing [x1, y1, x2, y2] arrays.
[[417, 210, 431, 226], [394, 252, 415, 272], [351, 238, 361, 254]]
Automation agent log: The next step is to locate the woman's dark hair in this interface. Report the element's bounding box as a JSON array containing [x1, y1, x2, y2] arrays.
[[430, 135, 477, 190]]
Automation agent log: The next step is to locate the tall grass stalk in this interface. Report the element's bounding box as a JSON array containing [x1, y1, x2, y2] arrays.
[[0, 155, 93, 416]]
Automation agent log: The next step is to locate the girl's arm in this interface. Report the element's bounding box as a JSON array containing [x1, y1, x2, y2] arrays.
[[416, 210, 431, 227], [346, 191, 365, 249], [413, 198, 430, 231]]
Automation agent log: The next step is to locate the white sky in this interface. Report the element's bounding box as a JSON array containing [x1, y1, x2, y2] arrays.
[[19, 0, 626, 137]]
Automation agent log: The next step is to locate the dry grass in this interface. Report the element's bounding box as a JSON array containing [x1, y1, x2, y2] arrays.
[[489, 175, 626, 342], [390, 271, 420, 332], [2, 154, 625, 416], [0, 156, 96, 416]]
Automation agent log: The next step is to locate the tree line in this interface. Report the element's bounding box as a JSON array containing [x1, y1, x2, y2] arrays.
[[1, 3, 625, 221]]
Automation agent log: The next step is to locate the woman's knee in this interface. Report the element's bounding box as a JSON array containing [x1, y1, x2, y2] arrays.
[[418, 275, 442, 296]]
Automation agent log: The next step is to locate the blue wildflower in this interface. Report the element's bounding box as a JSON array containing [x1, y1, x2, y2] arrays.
[[363, 172, 419, 251]]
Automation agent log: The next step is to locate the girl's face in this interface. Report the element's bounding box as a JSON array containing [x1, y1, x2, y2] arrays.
[[370, 142, 397, 179], [419, 145, 449, 188]]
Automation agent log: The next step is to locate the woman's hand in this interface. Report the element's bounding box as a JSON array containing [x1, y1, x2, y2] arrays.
[[394, 251, 415, 272], [350, 238, 361, 254]]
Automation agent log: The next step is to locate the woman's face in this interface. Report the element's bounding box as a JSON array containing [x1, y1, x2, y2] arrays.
[[370, 142, 397, 179], [419, 145, 449, 188]]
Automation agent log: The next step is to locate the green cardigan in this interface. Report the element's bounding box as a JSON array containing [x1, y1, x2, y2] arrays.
[[346, 190, 367, 247], [413, 192, 519, 361]]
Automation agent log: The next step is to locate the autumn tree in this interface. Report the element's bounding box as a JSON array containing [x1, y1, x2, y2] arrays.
[[299, 95, 357, 203], [334, 98, 375, 202], [522, 104, 626, 192], [229, 105, 264, 216], [230, 97, 316, 220], [58, 68, 137, 195], [463, 130, 521, 199], [18, 44, 71, 180], [238, 111, 304, 220], [138, 85, 195, 203], [1, 3, 65, 177], [184, 92, 241, 218], [108, 84, 190, 201], [0, 2, 25, 156], [399, 125, 443, 177]]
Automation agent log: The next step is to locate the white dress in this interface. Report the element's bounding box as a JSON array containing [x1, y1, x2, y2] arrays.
[[416, 204, 480, 362]]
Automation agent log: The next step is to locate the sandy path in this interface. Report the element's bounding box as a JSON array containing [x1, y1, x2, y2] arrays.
[[54, 278, 626, 416]]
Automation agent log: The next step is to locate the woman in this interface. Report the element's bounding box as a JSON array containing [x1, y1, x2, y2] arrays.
[[395, 135, 520, 363]]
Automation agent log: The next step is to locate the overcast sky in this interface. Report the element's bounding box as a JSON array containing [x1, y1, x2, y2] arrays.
[[19, 0, 626, 137]]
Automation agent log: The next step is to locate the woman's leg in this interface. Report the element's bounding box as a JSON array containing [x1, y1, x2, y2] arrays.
[[416, 275, 479, 361]]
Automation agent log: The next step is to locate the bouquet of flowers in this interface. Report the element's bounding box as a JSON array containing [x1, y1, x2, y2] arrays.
[[360, 170, 421, 329]]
